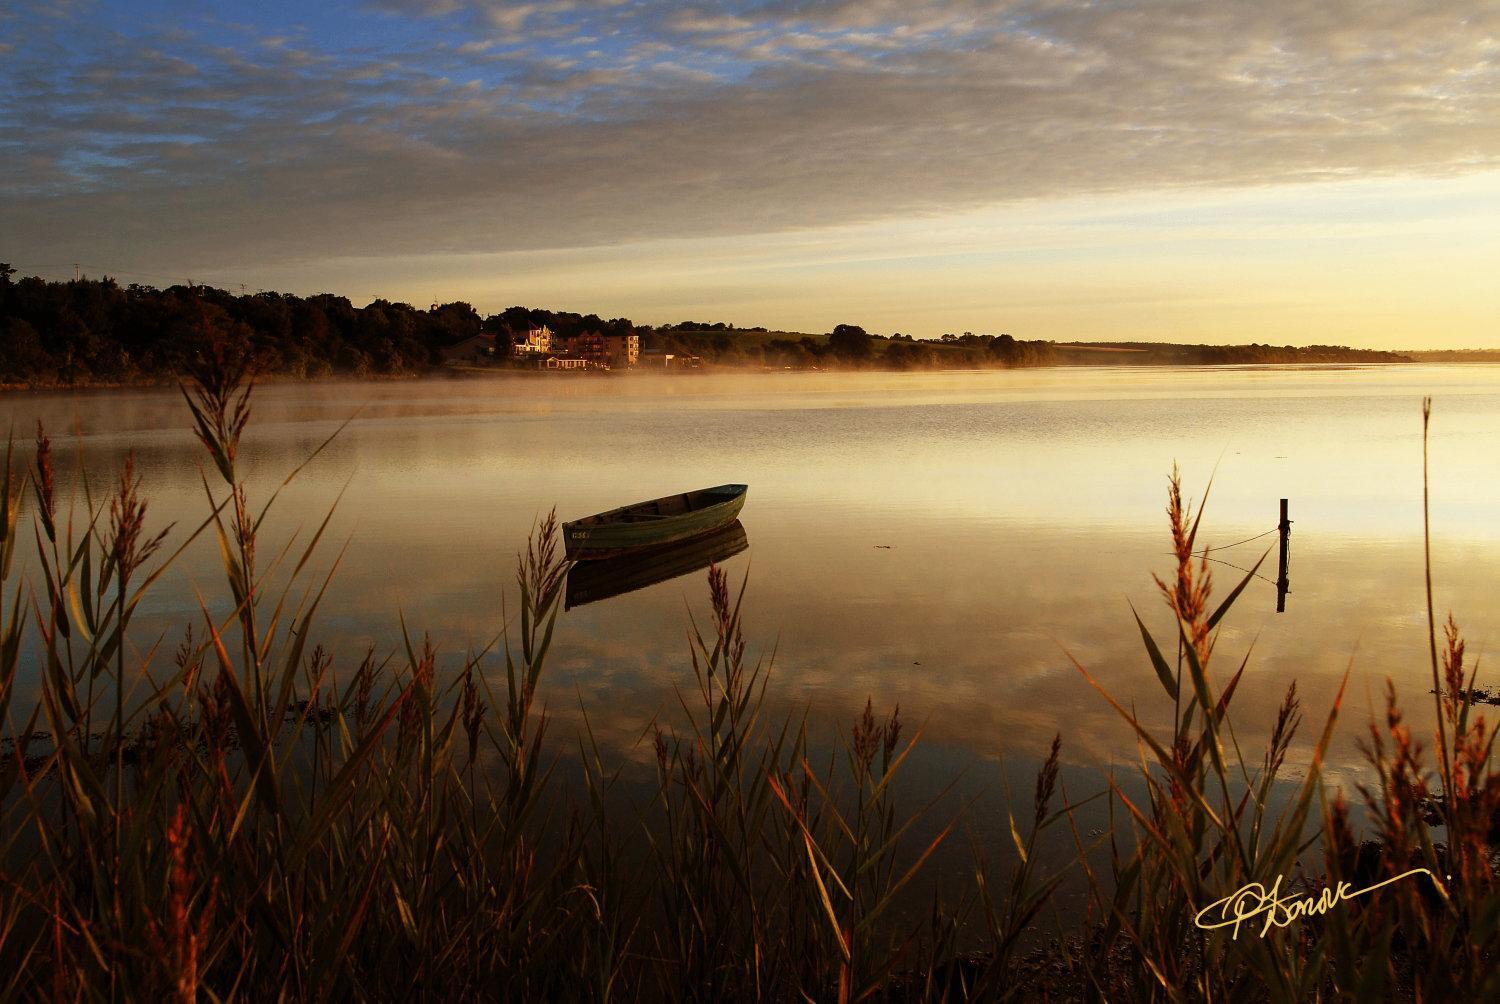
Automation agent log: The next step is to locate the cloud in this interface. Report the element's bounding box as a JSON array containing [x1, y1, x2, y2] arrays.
[[3, 0, 1499, 276]]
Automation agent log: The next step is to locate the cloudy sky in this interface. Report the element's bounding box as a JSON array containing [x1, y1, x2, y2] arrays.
[[3, 0, 1498, 345]]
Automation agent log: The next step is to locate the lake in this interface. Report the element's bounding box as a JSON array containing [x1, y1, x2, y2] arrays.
[[5, 365, 1499, 812]]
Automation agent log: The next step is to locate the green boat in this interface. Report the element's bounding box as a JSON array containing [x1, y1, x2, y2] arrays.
[[565, 521, 749, 609], [562, 484, 748, 561]]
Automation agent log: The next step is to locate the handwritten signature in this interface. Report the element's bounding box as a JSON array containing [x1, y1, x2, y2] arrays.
[[1193, 868, 1437, 939]]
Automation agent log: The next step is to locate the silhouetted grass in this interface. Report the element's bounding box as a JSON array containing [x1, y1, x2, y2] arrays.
[[0, 358, 1495, 1001]]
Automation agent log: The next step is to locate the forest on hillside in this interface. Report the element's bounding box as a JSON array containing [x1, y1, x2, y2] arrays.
[[0, 267, 657, 383], [1, 267, 1409, 384], [0, 271, 1058, 382], [1, 267, 485, 382]]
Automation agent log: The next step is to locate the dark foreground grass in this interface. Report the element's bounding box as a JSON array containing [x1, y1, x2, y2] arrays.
[[1, 355, 1496, 1001]]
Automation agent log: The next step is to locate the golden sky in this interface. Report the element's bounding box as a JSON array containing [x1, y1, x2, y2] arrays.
[[275, 172, 1500, 348], [4, 1, 1499, 346]]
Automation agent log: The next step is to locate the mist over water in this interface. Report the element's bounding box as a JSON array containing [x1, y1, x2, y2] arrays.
[[5, 365, 1500, 801]]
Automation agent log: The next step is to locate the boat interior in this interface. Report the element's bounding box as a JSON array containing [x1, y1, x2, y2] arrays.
[[572, 485, 744, 525]]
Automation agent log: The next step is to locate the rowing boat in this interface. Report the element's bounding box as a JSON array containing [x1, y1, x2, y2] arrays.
[[562, 484, 748, 560]]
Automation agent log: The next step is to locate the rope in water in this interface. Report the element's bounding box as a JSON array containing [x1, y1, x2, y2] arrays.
[[1199, 554, 1282, 587], [1160, 524, 1289, 588]]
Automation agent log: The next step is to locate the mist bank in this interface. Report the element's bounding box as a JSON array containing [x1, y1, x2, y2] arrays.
[[0, 267, 1409, 387]]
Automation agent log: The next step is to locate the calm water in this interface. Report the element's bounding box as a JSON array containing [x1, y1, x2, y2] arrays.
[[6, 365, 1500, 803]]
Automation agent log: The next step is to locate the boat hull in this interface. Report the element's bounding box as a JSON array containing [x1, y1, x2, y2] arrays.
[[562, 484, 747, 560]]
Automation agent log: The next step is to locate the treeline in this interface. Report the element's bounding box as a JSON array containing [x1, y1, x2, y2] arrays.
[[0, 267, 493, 383], [0, 268, 690, 384], [652, 325, 1057, 370], [486, 305, 635, 341], [652, 319, 768, 333], [885, 332, 1057, 369], [1405, 349, 1500, 362], [0, 267, 1053, 383], [1058, 341, 1412, 364], [0, 265, 1410, 384]]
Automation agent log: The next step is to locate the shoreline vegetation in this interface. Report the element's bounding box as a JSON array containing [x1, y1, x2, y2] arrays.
[[1, 342, 1497, 999], [0, 265, 1422, 390]]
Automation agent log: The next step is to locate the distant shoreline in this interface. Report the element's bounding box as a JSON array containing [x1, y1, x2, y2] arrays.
[[0, 271, 1447, 388], [10, 356, 1491, 396]]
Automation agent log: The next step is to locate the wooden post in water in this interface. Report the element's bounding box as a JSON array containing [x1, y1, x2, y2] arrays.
[[1276, 498, 1291, 613]]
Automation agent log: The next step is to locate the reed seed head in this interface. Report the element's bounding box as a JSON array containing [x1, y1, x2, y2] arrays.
[[853, 697, 879, 770], [461, 668, 486, 766], [1442, 613, 1467, 724], [1153, 465, 1213, 661], [354, 647, 376, 727], [1034, 733, 1062, 828], [34, 420, 55, 526], [108, 452, 170, 585]]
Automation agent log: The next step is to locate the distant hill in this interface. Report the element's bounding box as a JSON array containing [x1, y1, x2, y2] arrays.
[[0, 265, 1421, 385], [1053, 341, 1412, 365], [1, 268, 490, 384], [647, 326, 1412, 368], [1402, 349, 1500, 362]]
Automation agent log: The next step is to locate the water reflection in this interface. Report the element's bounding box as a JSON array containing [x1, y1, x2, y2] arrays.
[[565, 521, 749, 609], [2, 366, 1498, 790]]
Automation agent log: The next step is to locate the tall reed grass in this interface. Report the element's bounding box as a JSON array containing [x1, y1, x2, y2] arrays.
[[0, 359, 1495, 1000]]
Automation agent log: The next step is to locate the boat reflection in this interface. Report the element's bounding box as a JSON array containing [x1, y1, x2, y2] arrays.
[[564, 521, 749, 610]]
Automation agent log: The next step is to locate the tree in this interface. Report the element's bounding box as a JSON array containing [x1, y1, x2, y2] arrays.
[[0, 317, 52, 380], [883, 340, 934, 370], [827, 323, 873, 362], [766, 338, 813, 368], [988, 333, 1057, 368]]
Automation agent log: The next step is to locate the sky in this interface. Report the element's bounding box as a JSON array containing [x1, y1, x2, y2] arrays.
[[2, 0, 1498, 347]]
